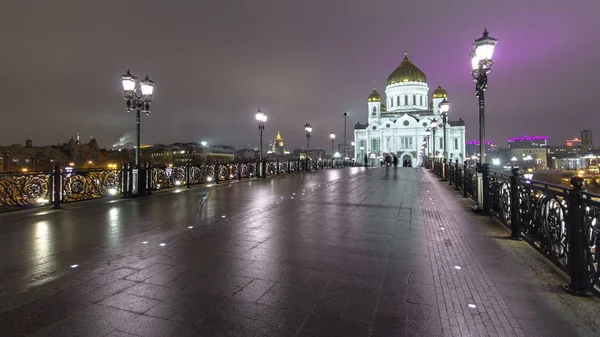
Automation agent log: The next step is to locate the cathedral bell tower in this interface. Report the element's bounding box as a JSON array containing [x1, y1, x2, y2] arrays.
[[367, 89, 382, 124]]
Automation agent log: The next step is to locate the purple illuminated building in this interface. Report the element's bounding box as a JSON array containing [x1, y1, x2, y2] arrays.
[[507, 135, 548, 149]]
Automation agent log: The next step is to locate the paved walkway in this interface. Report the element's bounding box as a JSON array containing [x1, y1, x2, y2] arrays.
[[0, 167, 598, 336]]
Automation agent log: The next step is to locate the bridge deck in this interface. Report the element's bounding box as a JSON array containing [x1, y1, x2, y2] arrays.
[[0, 167, 598, 336]]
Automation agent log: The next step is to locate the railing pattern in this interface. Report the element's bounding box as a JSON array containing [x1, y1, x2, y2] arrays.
[[0, 171, 53, 211], [425, 157, 600, 295], [0, 159, 351, 212], [62, 169, 121, 203]]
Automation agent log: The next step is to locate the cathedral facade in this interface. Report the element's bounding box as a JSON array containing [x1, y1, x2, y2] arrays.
[[354, 52, 466, 167]]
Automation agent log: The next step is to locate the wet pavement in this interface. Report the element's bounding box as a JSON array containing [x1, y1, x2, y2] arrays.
[[0, 166, 599, 336]]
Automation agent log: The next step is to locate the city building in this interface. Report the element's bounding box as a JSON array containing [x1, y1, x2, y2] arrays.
[[509, 147, 548, 168], [565, 137, 582, 147], [507, 135, 548, 148], [141, 143, 235, 166], [0, 137, 127, 173], [354, 52, 466, 166], [465, 140, 494, 160], [581, 129, 593, 151]]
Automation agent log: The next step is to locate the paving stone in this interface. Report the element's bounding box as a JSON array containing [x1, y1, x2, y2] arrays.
[[1, 168, 599, 336]]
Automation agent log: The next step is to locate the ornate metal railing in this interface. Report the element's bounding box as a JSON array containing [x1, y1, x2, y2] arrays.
[[62, 169, 122, 203], [0, 171, 54, 211], [0, 158, 352, 213], [427, 160, 600, 295]]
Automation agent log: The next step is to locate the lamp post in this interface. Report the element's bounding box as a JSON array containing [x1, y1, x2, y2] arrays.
[[470, 28, 498, 214], [425, 128, 431, 157], [470, 29, 498, 165], [329, 133, 336, 154], [439, 99, 450, 180], [255, 109, 267, 178], [431, 119, 438, 169], [360, 146, 365, 166], [304, 123, 312, 171], [342, 112, 349, 158], [121, 69, 155, 168]]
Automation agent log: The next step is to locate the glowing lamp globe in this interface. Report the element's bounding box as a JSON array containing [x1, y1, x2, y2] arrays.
[[439, 99, 450, 114]]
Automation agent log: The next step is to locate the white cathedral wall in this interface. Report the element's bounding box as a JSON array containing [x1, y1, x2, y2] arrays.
[[384, 82, 429, 112]]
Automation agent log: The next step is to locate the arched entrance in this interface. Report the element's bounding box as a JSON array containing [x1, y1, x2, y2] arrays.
[[399, 151, 415, 167]]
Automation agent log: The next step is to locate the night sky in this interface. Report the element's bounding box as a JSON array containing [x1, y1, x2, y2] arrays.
[[1, 0, 598, 150]]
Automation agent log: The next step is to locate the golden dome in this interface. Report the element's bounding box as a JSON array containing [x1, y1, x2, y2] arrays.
[[275, 131, 283, 141], [387, 52, 427, 85], [381, 103, 387, 112], [368, 89, 381, 102], [432, 83, 448, 99]]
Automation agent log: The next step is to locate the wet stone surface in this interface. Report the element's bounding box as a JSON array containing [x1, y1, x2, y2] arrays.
[[0, 167, 599, 336]]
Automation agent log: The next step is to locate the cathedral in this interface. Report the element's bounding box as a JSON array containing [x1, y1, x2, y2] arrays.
[[354, 52, 466, 167]]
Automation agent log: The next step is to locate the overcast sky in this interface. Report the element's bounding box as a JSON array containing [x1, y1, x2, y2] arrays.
[[0, 0, 598, 150]]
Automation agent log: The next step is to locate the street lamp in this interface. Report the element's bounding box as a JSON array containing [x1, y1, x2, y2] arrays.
[[431, 119, 438, 169], [425, 128, 431, 157], [439, 99, 450, 180], [470, 29, 498, 165], [255, 108, 267, 178], [304, 123, 312, 171], [329, 133, 336, 154], [342, 112, 349, 158], [121, 69, 155, 168]]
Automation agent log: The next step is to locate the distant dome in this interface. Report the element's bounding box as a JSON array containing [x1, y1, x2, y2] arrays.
[[368, 89, 381, 102], [432, 83, 448, 99], [387, 52, 427, 85], [380, 103, 387, 112]]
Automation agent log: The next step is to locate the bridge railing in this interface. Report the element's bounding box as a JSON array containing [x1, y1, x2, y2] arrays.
[[425, 158, 600, 296], [0, 158, 355, 213]]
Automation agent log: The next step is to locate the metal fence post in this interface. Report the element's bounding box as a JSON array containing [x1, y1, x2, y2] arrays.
[[186, 162, 191, 188], [215, 160, 220, 184], [146, 163, 152, 195], [454, 159, 459, 190], [52, 165, 61, 209], [482, 163, 490, 214], [564, 176, 588, 295], [127, 163, 133, 198], [463, 161, 468, 198], [238, 162, 242, 180], [510, 168, 521, 240], [276, 159, 280, 175], [448, 159, 452, 185]]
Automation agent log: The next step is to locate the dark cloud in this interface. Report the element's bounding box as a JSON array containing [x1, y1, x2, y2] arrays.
[[0, 0, 597, 149]]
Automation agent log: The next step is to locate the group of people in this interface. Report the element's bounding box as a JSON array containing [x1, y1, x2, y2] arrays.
[[380, 155, 412, 168]]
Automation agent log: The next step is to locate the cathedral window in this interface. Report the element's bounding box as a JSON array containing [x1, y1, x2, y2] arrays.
[[413, 95, 416, 105], [372, 106, 376, 115], [420, 96, 423, 106], [371, 138, 380, 152], [396, 96, 400, 106], [400, 136, 414, 149], [390, 98, 393, 107], [454, 138, 459, 150], [404, 96, 408, 105]]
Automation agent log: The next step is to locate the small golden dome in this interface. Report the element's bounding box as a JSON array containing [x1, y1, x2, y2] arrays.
[[380, 103, 387, 112], [387, 52, 427, 85], [368, 89, 381, 102], [432, 83, 448, 99], [275, 131, 283, 141]]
